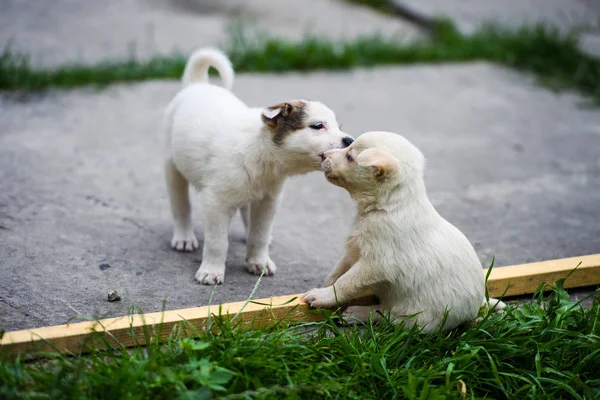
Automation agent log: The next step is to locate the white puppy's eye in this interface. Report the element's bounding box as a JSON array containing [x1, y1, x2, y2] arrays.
[[310, 122, 324, 130], [347, 154, 353, 162]]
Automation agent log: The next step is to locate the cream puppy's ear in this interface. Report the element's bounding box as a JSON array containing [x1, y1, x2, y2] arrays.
[[357, 148, 397, 179]]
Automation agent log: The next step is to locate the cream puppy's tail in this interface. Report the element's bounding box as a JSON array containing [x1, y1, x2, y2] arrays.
[[486, 297, 507, 313], [181, 48, 234, 90]]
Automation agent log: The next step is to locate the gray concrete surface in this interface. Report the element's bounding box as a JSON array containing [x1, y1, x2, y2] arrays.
[[0, 0, 418, 67], [404, 0, 600, 33], [1, 63, 600, 331]]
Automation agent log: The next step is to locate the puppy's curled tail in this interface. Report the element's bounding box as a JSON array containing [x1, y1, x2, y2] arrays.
[[181, 48, 234, 90]]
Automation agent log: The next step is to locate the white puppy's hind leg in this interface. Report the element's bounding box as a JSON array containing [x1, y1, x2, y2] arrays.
[[239, 204, 250, 238], [196, 199, 235, 285], [246, 195, 279, 276], [165, 159, 198, 252]]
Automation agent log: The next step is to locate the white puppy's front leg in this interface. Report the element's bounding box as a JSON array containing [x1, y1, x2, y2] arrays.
[[245, 194, 279, 276], [323, 240, 360, 287], [195, 199, 235, 285], [303, 259, 384, 308], [239, 204, 273, 246]]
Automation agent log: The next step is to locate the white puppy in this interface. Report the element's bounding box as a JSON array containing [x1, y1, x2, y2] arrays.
[[302, 131, 504, 332], [164, 48, 354, 285]]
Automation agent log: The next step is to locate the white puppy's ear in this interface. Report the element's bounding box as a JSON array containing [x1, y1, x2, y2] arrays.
[[357, 148, 397, 179], [261, 103, 294, 127]]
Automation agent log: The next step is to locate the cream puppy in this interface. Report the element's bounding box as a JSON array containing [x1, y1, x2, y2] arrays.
[[164, 48, 354, 285], [302, 131, 504, 332]]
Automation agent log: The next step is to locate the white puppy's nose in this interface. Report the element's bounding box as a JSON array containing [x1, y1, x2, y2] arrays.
[[342, 136, 354, 147], [324, 150, 334, 158]]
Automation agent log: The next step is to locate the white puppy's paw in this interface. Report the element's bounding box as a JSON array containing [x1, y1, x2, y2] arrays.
[[171, 232, 198, 252], [194, 264, 225, 285], [301, 287, 336, 308], [246, 258, 277, 276]]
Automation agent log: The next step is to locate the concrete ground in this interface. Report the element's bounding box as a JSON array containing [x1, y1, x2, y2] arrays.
[[1, 63, 600, 331], [405, 0, 600, 33]]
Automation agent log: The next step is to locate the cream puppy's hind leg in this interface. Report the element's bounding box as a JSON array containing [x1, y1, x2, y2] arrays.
[[245, 195, 279, 275], [195, 196, 235, 285], [165, 159, 198, 252], [343, 305, 383, 323], [486, 297, 507, 313]]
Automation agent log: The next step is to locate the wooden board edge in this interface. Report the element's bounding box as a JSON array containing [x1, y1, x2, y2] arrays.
[[486, 253, 600, 297], [2, 254, 599, 359]]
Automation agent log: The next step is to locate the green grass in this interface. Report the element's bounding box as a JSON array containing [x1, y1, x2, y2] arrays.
[[2, 21, 600, 103], [2, 278, 599, 399]]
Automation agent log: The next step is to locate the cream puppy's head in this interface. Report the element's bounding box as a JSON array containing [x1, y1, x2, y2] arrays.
[[321, 131, 425, 196], [261, 100, 354, 173]]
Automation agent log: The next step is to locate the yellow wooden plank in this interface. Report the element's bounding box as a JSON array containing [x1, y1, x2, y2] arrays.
[[486, 253, 600, 297], [1, 254, 599, 359], [0, 294, 321, 358]]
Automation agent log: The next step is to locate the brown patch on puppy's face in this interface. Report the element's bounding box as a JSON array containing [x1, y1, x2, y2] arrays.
[[261, 100, 355, 174], [261, 101, 307, 145]]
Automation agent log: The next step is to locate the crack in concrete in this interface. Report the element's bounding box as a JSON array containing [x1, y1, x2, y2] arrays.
[[0, 296, 32, 319], [122, 216, 159, 236]]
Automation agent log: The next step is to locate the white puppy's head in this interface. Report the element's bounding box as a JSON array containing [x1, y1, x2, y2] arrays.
[[261, 100, 354, 173], [320, 131, 425, 196]]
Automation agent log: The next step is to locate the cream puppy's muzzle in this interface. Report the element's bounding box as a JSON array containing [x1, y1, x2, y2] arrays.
[[320, 146, 354, 186]]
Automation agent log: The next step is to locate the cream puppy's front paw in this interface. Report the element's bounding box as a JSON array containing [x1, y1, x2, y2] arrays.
[[171, 231, 198, 252], [195, 264, 224, 285], [301, 287, 337, 308], [246, 258, 277, 276]]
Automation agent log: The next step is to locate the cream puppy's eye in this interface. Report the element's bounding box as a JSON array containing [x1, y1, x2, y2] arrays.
[[310, 122, 324, 130], [347, 154, 353, 162]]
